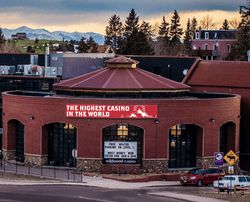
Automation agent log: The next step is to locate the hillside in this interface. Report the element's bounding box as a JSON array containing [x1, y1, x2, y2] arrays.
[[1, 26, 105, 45]]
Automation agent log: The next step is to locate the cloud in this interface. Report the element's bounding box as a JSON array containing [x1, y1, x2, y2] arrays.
[[0, 0, 243, 34]]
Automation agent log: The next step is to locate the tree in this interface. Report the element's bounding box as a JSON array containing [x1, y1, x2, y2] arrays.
[[139, 21, 154, 40], [200, 15, 215, 30], [123, 8, 139, 37], [228, 9, 250, 61], [0, 29, 5, 45], [77, 37, 90, 53], [229, 17, 240, 29], [34, 38, 39, 44], [105, 14, 123, 54], [119, 9, 153, 55], [222, 19, 230, 30], [184, 18, 192, 54], [156, 16, 170, 55], [169, 10, 183, 45], [190, 17, 198, 39]]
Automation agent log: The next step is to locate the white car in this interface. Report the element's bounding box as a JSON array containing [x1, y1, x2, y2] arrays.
[[213, 175, 250, 192]]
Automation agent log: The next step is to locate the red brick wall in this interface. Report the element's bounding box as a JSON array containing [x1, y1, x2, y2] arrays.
[[2, 92, 240, 160]]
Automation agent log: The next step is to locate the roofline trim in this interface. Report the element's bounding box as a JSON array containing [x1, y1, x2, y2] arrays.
[[182, 58, 201, 84]]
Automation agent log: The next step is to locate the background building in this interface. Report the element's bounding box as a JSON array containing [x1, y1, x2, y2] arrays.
[[191, 27, 237, 60]]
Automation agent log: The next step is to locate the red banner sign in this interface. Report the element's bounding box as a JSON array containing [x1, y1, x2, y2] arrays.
[[66, 104, 158, 119]]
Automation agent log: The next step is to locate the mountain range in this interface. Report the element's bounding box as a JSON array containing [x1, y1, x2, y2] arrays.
[[0, 26, 105, 45]]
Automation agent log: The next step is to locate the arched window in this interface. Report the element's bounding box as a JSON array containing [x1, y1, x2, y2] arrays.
[[16, 121, 25, 162], [102, 124, 143, 165], [169, 124, 202, 168], [220, 122, 236, 156], [47, 123, 77, 167]]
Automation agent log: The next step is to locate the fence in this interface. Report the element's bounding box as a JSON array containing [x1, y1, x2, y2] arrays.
[[0, 159, 84, 182], [234, 185, 250, 195]]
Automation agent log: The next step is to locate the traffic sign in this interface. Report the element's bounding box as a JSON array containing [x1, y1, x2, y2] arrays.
[[224, 150, 238, 166], [214, 152, 223, 166]]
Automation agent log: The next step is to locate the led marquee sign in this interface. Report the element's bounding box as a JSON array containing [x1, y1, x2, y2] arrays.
[[66, 104, 158, 119]]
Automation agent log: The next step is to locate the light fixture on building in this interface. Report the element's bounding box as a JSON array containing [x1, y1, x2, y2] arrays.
[[1, 113, 4, 115], [30, 116, 34, 120], [211, 118, 215, 122], [155, 119, 159, 124]]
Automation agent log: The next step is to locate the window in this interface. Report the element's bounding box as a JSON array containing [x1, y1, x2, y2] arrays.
[[204, 44, 208, 50], [239, 177, 247, 182], [205, 32, 209, 39], [246, 177, 250, 182], [213, 44, 217, 50], [193, 45, 196, 50], [169, 124, 198, 168], [228, 44, 231, 53], [214, 33, 217, 39], [195, 32, 199, 39]]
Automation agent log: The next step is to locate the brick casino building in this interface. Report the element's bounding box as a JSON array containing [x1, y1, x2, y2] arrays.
[[2, 56, 241, 174]]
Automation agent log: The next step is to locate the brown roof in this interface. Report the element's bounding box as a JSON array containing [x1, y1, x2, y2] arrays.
[[183, 60, 250, 88], [54, 56, 190, 92]]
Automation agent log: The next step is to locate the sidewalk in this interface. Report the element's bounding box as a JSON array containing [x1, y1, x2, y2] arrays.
[[0, 161, 229, 202]]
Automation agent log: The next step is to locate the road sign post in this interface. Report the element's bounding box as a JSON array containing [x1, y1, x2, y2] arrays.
[[214, 152, 224, 194], [224, 150, 238, 195]]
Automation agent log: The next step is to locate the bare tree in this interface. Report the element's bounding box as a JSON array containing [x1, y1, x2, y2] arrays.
[[229, 17, 240, 29], [200, 15, 215, 30]]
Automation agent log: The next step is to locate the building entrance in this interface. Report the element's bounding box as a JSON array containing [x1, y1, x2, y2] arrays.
[[47, 123, 77, 167], [169, 124, 198, 168]]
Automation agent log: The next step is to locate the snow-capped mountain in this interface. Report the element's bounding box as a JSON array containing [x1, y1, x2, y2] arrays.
[[1, 26, 105, 45]]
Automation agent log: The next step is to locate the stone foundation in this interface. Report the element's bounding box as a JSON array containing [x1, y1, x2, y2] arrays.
[[2, 149, 15, 161], [24, 154, 48, 167], [77, 158, 102, 172], [142, 159, 168, 173]]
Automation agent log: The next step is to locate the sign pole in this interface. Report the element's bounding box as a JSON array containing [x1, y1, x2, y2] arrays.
[[214, 152, 224, 194]]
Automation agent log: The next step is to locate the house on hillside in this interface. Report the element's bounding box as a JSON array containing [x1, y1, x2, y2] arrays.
[[191, 27, 237, 60], [11, 33, 27, 40]]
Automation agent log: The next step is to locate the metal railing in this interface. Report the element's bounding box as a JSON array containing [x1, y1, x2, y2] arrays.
[[0, 159, 84, 182]]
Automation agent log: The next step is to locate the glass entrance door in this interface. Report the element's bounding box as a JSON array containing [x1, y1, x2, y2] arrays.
[[48, 123, 77, 167], [169, 124, 197, 168], [15, 121, 25, 162]]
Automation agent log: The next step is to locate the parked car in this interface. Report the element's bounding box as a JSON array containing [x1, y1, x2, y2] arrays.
[[213, 175, 250, 192], [180, 167, 226, 187]]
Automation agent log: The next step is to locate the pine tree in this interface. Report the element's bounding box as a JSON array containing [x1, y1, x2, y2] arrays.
[[124, 8, 139, 37], [190, 17, 198, 39], [105, 14, 123, 54], [169, 10, 183, 45], [157, 16, 170, 55], [77, 37, 90, 53], [228, 9, 250, 61], [222, 19, 230, 30], [119, 9, 153, 55], [184, 18, 192, 54], [139, 21, 154, 40]]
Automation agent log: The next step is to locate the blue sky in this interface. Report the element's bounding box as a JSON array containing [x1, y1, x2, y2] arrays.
[[0, 0, 246, 34]]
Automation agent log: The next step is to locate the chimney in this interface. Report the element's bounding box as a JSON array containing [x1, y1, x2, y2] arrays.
[[199, 26, 201, 39]]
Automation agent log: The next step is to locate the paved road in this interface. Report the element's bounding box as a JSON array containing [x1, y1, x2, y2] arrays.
[[0, 185, 186, 202]]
